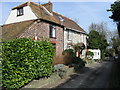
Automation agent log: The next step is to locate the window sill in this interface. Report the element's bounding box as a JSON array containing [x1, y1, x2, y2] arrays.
[[50, 37, 56, 39], [68, 39, 72, 41], [17, 14, 23, 17]]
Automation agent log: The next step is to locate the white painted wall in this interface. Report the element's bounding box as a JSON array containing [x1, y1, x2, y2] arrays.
[[64, 29, 87, 49], [64, 30, 69, 50], [5, 6, 37, 25], [64, 28, 87, 58], [88, 49, 101, 60]]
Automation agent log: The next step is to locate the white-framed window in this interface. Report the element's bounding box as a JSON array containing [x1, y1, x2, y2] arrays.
[[50, 24, 56, 38], [17, 7, 24, 16], [68, 30, 72, 40]]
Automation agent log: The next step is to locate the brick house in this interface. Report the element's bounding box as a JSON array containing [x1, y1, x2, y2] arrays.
[[2, 1, 87, 58]]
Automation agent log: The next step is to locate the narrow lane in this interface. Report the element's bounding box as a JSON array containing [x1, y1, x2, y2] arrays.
[[54, 61, 113, 88]]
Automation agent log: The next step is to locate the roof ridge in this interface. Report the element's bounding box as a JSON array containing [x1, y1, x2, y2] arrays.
[[12, 2, 44, 10], [12, 2, 28, 10], [30, 2, 43, 7]]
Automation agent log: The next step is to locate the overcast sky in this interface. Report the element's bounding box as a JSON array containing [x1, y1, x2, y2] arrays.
[[0, 0, 117, 33]]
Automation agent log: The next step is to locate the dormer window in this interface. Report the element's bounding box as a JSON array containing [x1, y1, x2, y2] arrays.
[[17, 7, 24, 16]]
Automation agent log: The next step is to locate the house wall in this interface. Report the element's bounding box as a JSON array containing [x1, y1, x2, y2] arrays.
[[64, 29, 87, 49], [64, 29, 87, 58], [88, 49, 101, 60], [18, 21, 64, 56], [5, 6, 37, 25]]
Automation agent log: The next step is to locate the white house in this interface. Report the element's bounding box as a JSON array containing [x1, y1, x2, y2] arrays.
[[88, 49, 101, 60]]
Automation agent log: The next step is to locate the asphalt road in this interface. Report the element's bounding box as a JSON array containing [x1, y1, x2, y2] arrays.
[[54, 61, 113, 88]]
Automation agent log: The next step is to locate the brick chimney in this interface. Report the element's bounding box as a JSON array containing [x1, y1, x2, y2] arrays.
[[42, 1, 53, 13]]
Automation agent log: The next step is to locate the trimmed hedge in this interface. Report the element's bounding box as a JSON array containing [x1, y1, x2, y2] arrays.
[[2, 38, 54, 89]]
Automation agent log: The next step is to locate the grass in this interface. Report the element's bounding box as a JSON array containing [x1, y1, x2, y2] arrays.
[[108, 58, 120, 88]]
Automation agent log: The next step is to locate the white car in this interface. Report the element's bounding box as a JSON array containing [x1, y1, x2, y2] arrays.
[[115, 55, 118, 59]]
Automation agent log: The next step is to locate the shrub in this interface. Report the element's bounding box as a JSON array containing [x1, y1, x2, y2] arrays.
[[86, 51, 94, 60], [72, 57, 86, 71], [2, 38, 54, 89], [62, 49, 75, 65], [62, 49, 75, 55], [54, 64, 68, 79]]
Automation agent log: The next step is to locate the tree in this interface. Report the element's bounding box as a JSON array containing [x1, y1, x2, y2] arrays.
[[88, 30, 109, 59], [107, 1, 120, 37], [88, 30, 101, 49], [110, 36, 120, 54], [105, 48, 115, 57], [89, 22, 108, 39]]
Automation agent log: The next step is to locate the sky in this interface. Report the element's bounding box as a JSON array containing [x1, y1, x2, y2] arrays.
[[0, 0, 118, 33]]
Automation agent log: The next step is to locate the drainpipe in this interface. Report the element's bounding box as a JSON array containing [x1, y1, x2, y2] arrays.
[[63, 27, 66, 51]]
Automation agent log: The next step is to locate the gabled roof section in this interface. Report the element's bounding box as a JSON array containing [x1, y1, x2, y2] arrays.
[[12, 2, 58, 24], [2, 20, 35, 41], [53, 12, 85, 33], [29, 2, 58, 23], [2, 1, 86, 41], [11, 1, 85, 33], [12, 2, 28, 10]]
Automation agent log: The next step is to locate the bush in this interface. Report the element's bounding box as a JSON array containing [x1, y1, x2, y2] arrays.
[[54, 64, 68, 79], [62, 49, 75, 65], [86, 51, 94, 60], [61, 49, 86, 71], [62, 49, 75, 55], [72, 57, 86, 71], [2, 38, 54, 89]]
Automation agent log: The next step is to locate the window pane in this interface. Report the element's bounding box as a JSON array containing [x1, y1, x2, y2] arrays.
[[17, 7, 23, 16], [68, 30, 72, 40], [52, 27, 56, 37], [50, 25, 56, 38]]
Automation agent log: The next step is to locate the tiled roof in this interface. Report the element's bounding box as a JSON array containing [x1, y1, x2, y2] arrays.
[[2, 2, 86, 40], [2, 20, 35, 40], [12, 2, 85, 32], [29, 2, 58, 23], [53, 12, 85, 32]]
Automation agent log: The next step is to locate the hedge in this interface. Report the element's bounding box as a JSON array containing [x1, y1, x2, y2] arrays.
[[2, 38, 54, 89]]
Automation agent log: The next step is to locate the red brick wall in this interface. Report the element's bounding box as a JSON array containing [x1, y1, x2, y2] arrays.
[[18, 21, 64, 56], [51, 26, 64, 56]]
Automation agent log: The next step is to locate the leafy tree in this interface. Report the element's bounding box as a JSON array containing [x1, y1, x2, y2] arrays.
[[107, 0, 120, 36], [88, 30, 101, 49], [89, 22, 109, 42], [88, 30, 109, 59], [110, 36, 120, 54], [105, 48, 115, 57]]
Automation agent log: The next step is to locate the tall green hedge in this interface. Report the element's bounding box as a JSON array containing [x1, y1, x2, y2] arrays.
[[2, 38, 54, 89]]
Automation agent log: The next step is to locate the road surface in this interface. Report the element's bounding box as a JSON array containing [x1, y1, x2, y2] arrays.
[[54, 61, 113, 88]]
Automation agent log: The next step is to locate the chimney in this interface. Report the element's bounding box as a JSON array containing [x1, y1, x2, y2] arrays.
[[42, 1, 53, 13]]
